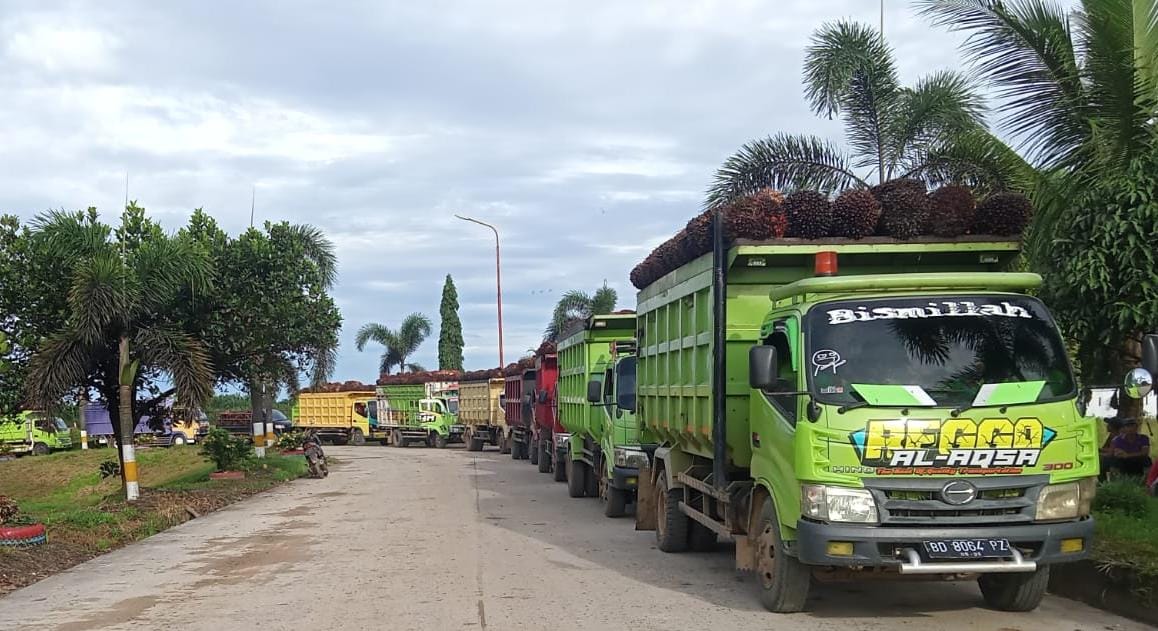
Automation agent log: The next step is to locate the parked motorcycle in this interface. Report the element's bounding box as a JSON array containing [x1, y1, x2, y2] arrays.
[[303, 431, 328, 478]]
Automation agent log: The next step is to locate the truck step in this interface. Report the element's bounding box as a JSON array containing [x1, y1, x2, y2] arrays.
[[678, 501, 733, 539]]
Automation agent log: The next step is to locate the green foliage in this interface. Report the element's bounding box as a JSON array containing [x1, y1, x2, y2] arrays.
[[198, 427, 254, 472], [276, 431, 305, 451], [1095, 479, 1151, 519], [438, 275, 464, 371], [544, 283, 618, 342], [99, 460, 121, 479], [356, 313, 432, 374], [707, 19, 1023, 207]]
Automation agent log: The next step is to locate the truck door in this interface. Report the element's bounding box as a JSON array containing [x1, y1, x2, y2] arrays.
[[752, 317, 803, 524]]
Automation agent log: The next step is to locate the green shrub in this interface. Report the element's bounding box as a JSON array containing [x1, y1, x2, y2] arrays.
[[99, 460, 121, 478], [1094, 479, 1151, 518], [198, 428, 254, 472]]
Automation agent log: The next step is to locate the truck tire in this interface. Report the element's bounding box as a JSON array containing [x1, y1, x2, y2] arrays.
[[567, 458, 586, 498], [529, 439, 539, 465], [552, 449, 567, 482], [171, 434, 187, 447], [537, 442, 551, 473], [656, 475, 689, 553], [978, 567, 1050, 612], [436, 434, 449, 449], [350, 429, 366, 447], [510, 438, 520, 460], [31, 443, 50, 456], [467, 433, 484, 452], [499, 434, 511, 455], [756, 498, 810, 613], [583, 462, 598, 498], [391, 430, 403, 447], [604, 483, 628, 518]]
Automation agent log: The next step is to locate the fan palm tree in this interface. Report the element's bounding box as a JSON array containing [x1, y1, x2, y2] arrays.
[[707, 20, 1030, 207], [356, 313, 432, 374], [24, 205, 214, 500], [544, 284, 618, 342]]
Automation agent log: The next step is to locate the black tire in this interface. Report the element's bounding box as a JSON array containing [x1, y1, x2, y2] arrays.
[[467, 433, 484, 452], [537, 442, 552, 473], [350, 429, 366, 447], [436, 434, 449, 449], [605, 484, 628, 518], [392, 430, 403, 447], [756, 498, 811, 613], [510, 438, 521, 459], [552, 448, 567, 482], [583, 461, 598, 498], [689, 521, 717, 551], [529, 439, 540, 465], [31, 442, 50, 456], [978, 567, 1050, 612], [656, 475, 689, 553], [567, 458, 586, 498], [333, 437, 349, 446], [171, 434, 187, 447], [499, 434, 511, 455]]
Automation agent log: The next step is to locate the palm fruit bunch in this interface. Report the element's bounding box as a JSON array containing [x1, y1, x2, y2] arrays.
[[683, 209, 713, 258], [745, 187, 788, 239], [927, 185, 976, 237], [973, 192, 1032, 235], [782, 190, 833, 239], [873, 179, 931, 239], [830, 189, 881, 239]]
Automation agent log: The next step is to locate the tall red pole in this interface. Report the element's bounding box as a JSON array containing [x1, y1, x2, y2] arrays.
[[456, 215, 505, 368]]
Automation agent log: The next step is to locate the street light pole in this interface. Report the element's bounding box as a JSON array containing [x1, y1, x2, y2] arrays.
[[455, 214, 505, 368]]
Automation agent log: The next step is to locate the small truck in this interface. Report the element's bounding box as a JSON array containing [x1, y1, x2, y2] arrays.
[[84, 403, 206, 447], [0, 411, 71, 455], [459, 377, 506, 452], [375, 383, 462, 447], [292, 391, 376, 445]]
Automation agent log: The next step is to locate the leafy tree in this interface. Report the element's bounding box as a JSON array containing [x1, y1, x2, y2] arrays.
[[356, 313, 432, 374], [918, 0, 1158, 414], [438, 275, 464, 370], [707, 20, 1027, 207], [544, 283, 618, 342], [23, 205, 214, 499]]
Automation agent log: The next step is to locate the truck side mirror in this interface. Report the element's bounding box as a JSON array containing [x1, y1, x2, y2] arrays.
[[586, 380, 602, 403], [749, 346, 779, 390], [1124, 334, 1158, 400]]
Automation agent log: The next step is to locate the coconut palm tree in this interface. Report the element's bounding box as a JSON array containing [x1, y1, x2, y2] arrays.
[[544, 284, 618, 342], [707, 20, 1029, 207], [24, 205, 214, 500], [356, 313, 432, 374]]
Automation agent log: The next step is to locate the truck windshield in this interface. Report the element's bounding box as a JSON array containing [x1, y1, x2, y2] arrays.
[[54, 418, 69, 432], [448, 400, 459, 415], [805, 295, 1075, 408]]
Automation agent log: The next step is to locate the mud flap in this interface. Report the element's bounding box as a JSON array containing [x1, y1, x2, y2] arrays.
[[734, 536, 756, 572], [635, 465, 657, 531]]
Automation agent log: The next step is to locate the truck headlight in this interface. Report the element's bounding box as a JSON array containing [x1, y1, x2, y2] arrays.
[[801, 484, 878, 524], [1036, 478, 1096, 521], [613, 447, 648, 469]]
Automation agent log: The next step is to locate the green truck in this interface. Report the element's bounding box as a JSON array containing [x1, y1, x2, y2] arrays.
[[0, 411, 72, 455], [374, 383, 462, 447], [626, 238, 1097, 613], [559, 314, 654, 517]]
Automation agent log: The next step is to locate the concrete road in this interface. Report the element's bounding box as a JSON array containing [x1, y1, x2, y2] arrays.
[[0, 446, 1146, 631]]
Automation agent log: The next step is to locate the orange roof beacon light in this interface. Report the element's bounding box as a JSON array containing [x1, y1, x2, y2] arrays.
[[815, 251, 839, 277]]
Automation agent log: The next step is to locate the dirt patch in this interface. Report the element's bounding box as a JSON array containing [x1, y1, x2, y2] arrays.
[[53, 595, 161, 631]]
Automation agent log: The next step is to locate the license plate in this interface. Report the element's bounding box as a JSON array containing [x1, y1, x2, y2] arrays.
[[923, 539, 1012, 559]]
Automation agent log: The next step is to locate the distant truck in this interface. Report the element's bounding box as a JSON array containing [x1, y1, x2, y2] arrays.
[[530, 345, 565, 481], [292, 391, 376, 445], [459, 378, 506, 452], [83, 403, 206, 447], [374, 383, 462, 448], [503, 368, 535, 459], [0, 411, 72, 455], [216, 409, 292, 438]]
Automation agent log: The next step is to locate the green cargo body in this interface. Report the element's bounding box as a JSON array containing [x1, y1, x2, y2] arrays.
[[375, 383, 462, 447], [636, 238, 1021, 468], [558, 313, 637, 443], [376, 384, 426, 428]]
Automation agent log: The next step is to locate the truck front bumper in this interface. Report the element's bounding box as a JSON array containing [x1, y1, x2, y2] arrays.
[[611, 466, 640, 491], [794, 518, 1094, 570]]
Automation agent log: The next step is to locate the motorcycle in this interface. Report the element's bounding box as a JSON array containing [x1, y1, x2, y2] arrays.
[[303, 433, 328, 478]]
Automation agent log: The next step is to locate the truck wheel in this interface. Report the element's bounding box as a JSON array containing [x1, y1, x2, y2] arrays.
[[537, 442, 551, 474], [510, 439, 520, 460], [467, 433, 484, 452], [604, 473, 628, 519], [436, 434, 449, 449], [31, 442, 50, 456], [656, 475, 689, 553], [756, 499, 810, 613], [978, 567, 1050, 612], [552, 449, 567, 483], [171, 434, 187, 447], [567, 459, 586, 498], [529, 439, 539, 465], [350, 429, 366, 447], [689, 521, 717, 551], [391, 430, 403, 447], [499, 434, 511, 455], [583, 462, 598, 498]]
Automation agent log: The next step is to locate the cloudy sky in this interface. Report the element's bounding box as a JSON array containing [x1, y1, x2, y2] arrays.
[[1, 1, 985, 383]]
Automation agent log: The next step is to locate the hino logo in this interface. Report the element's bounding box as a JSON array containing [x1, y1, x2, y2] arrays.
[[940, 480, 978, 506]]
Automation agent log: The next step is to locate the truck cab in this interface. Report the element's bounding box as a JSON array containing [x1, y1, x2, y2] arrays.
[[418, 397, 464, 443], [587, 342, 653, 517], [0, 411, 72, 455]]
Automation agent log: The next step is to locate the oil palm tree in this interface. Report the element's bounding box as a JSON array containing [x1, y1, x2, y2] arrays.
[[24, 205, 214, 500], [356, 313, 432, 374], [544, 283, 618, 342], [707, 20, 1029, 207]]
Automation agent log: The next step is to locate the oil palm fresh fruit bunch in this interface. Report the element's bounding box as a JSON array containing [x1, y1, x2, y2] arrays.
[[873, 179, 930, 239], [973, 192, 1032, 236], [927, 185, 976, 237], [831, 189, 881, 238], [783, 190, 833, 239]]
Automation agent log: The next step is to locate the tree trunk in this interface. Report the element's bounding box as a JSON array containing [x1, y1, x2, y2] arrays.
[[117, 337, 139, 501], [249, 378, 266, 458]]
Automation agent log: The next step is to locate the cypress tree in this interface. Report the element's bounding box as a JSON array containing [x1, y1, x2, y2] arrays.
[[438, 274, 464, 370]]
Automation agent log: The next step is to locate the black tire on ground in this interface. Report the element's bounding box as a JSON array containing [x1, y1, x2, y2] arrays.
[[171, 434, 187, 446], [567, 458, 586, 498], [583, 461, 598, 498], [510, 439, 520, 459], [552, 448, 567, 482], [537, 442, 552, 474], [756, 498, 811, 613], [436, 434, 449, 449], [499, 434, 511, 455], [978, 567, 1050, 612], [656, 474, 689, 553], [689, 520, 717, 551], [392, 430, 403, 447], [332, 437, 349, 446], [605, 484, 628, 518], [31, 442, 50, 456], [350, 428, 366, 446], [467, 434, 484, 452], [529, 439, 539, 465]]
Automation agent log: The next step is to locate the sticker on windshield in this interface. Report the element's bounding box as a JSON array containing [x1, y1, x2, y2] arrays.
[[826, 301, 1033, 325], [812, 349, 847, 376]]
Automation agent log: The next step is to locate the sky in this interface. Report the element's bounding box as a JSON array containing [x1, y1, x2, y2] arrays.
[[0, 1, 987, 383]]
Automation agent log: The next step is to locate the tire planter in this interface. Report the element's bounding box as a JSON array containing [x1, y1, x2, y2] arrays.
[[0, 523, 46, 547]]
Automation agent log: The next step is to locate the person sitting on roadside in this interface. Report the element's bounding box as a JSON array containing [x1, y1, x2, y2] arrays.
[[1109, 418, 1151, 477]]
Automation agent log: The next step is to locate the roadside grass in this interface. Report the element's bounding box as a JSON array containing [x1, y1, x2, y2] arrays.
[[1093, 479, 1158, 581], [0, 447, 307, 595]]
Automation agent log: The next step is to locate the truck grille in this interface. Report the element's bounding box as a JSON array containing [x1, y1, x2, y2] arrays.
[[865, 476, 1046, 526]]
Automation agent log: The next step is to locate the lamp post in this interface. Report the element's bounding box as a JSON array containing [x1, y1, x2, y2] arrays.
[[455, 214, 505, 368]]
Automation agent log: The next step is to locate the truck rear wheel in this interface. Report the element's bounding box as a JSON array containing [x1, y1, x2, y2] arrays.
[[567, 458, 586, 498], [756, 499, 810, 613], [391, 429, 403, 447], [583, 461, 598, 498], [552, 449, 566, 482], [655, 475, 688, 553], [978, 567, 1050, 612], [31, 442, 50, 456], [350, 429, 366, 446], [537, 442, 551, 474], [529, 439, 539, 465]]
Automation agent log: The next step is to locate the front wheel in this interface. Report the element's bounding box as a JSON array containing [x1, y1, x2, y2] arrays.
[[604, 468, 628, 518], [436, 433, 449, 449], [978, 567, 1050, 612], [537, 442, 551, 474], [31, 442, 49, 456], [350, 429, 366, 447], [391, 430, 403, 447], [755, 498, 811, 613], [552, 447, 567, 483], [529, 439, 539, 465], [171, 434, 187, 447], [567, 458, 586, 498], [467, 432, 484, 452]]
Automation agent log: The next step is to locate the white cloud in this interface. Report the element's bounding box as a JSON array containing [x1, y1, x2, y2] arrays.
[[3, 16, 120, 73]]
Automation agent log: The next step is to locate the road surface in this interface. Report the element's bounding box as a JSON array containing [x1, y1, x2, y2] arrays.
[[0, 446, 1145, 631]]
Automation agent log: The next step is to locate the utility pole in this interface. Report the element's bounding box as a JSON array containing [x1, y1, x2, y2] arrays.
[[455, 214, 505, 368]]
